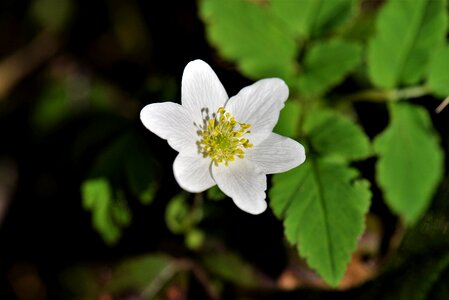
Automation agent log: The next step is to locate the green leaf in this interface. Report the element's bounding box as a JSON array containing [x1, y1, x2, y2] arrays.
[[202, 252, 261, 288], [305, 109, 371, 161], [270, 0, 356, 39], [200, 0, 297, 80], [165, 194, 202, 235], [81, 178, 131, 245], [298, 40, 362, 95], [270, 159, 371, 286], [207, 185, 226, 201], [273, 101, 302, 139], [427, 44, 449, 98], [367, 0, 447, 88], [108, 254, 173, 294], [374, 103, 444, 224], [91, 132, 157, 205]]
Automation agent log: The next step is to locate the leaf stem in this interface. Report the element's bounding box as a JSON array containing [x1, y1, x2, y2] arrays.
[[342, 85, 429, 103]]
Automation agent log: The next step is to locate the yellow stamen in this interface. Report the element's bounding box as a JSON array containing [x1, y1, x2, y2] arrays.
[[196, 107, 253, 166]]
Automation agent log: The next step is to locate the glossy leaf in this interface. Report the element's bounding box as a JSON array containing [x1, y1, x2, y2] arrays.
[[270, 159, 371, 286], [298, 40, 362, 95], [367, 0, 447, 88], [374, 103, 444, 224]]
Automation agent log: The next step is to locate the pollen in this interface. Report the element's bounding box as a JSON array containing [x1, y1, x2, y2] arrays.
[[196, 107, 253, 166]]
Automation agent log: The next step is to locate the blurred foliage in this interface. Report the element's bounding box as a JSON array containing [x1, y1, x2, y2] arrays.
[[1, 0, 449, 299]]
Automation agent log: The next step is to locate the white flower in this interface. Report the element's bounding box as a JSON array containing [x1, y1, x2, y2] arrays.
[[140, 59, 305, 214]]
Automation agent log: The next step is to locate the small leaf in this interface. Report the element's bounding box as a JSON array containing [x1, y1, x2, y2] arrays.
[[270, 0, 356, 39], [81, 178, 131, 245], [427, 44, 449, 98], [207, 185, 226, 201], [374, 103, 444, 224], [165, 194, 202, 235], [305, 109, 371, 161], [200, 0, 297, 80], [165, 194, 190, 234], [270, 159, 371, 286], [298, 40, 362, 95], [367, 0, 447, 88]]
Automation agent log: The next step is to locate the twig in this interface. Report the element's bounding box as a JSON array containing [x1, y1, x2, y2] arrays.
[[435, 95, 449, 113], [0, 32, 59, 99]]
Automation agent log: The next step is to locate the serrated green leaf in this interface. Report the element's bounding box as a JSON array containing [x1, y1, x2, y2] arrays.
[[270, 159, 371, 286], [81, 178, 131, 245], [427, 44, 449, 98], [298, 40, 362, 95], [367, 0, 447, 88], [200, 0, 296, 80], [305, 109, 371, 161], [270, 0, 356, 39], [374, 103, 444, 224]]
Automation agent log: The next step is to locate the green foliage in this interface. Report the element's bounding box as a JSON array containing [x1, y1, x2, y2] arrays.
[[165, 193, 204, 249], [202, 252, 261, 288], [206, 185, 226, 201], [273, 101, 302, 139], [200, 0, 297, 80], [271, 107, 372, 286], [31, 0, 73, 32], [427, 44, 449, 98], [108, 254, 173, 294], [270, 159, 370, 286], [60, 254, 173, 298], [304, 109, 371, 161], [81, 178, 131, 245], [81, 132, 157, 244], [374, 103, 444, 224], [367, 0, 447, 88], [298, 40, 362, 95], [33, 81, 71, 133], [270, 0, 356, 39]]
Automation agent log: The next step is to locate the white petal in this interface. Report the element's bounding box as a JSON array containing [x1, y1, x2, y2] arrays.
[[212, 160, 267, 215], [247, 133, 306, 174], [225, 78, 289, 145], [140, 102, 197, 152], [173, 151, 215, 193], [181, 59, 228, 124]]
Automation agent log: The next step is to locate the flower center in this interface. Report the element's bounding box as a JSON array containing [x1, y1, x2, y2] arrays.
[[196, 107, 253, 166]]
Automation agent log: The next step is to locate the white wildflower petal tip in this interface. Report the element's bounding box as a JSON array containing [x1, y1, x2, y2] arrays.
[[225, 78, 289, 145], [173, 151, 215, 193], [182, 59, 228, 124], [247, 133, 306, 174], [212, 160, 267, 215], [140, 102, 197, 152]]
